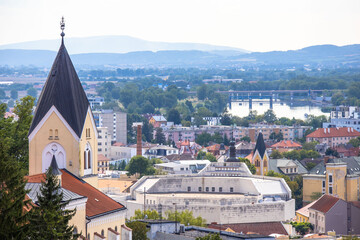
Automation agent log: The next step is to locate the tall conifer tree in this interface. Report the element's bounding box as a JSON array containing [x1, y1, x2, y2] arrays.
[[28, 167, 78, 239]]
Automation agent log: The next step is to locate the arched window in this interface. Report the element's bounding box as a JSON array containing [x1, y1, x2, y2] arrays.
[[73, 227, 78, 234], [255, 160, 260, 167], [84, 143, 92, 175], [101, 229, 104, 236], [55, 129, 59, 139], [49, 129, 53, 140], [87, 233, 90, 240], [115, 226, 118, 232], [263, 160, 267, 167]]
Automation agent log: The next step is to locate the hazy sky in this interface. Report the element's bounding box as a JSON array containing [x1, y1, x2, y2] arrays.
[[0, 0, 359, 52]]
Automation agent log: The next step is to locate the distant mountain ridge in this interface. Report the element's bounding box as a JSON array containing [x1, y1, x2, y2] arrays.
[[0, 44, 359, 68], [0, 35, 248, 54]]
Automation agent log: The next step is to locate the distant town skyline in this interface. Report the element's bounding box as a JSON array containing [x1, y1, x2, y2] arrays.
[[0, 0, 359, 52]]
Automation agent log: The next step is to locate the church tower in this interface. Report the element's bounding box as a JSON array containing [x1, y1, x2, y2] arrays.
[[28, 18, 98, 187], [251, 132, 269, 175]]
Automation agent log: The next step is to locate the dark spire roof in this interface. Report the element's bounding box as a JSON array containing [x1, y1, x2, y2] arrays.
[[29, 40, 89, 137], [50, 155, 62, 175], [254, 132, 266, 158]]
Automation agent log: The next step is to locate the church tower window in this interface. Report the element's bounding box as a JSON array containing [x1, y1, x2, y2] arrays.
[[84, 143, 92, 175], [49, 129, 53, 140]]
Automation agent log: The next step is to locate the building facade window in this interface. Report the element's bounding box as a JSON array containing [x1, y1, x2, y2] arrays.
[[230, 187, 233, 192], [212, 187, 215, 192], [187, 187, 191, 192], [219, 187, 222, 192], [84, 143, 92, 175], [198, 187, 202, 192], [206, 187, 209, 192]]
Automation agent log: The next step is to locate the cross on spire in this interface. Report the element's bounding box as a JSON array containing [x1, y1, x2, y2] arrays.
[[60, 16, 65, 43]]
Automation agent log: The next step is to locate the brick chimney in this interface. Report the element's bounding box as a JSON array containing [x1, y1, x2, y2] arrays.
[[137, 125, 142, 156]]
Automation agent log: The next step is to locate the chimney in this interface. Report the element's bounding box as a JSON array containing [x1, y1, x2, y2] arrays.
[[324, 156, 329, 165], [137, 125, 142, 156]]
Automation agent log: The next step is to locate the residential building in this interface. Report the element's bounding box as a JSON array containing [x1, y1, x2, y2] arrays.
[[268, 158, 308, 179], [93, 109, 127, 144], [295, 199, 318, 223], [208, 222, 289, 236], [308, 194, 360, 235], [302, 157, 360, 203], [306, 127, 360, 147], [323, 106, 360, 131], [26, 33, 129, 239], [206, 143, 228, 156], [203, 116, 222, 126], [110, 142, 157, 161], [126, 174, 295, 224], [149, 115, 167, 128], [270, 140, 302, 153], [145, 145, 179, 159], [98, 154, 110, 173], [160, 124, 311, 143], [97, 127, 111, 157], [88, 96, 104, 109]]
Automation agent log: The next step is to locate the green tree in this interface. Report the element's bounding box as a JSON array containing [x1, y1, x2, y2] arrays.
[[325, 148, 339, 157], [27, 87, 37, 98], [0, 112, 31, 239], [205, 152, 217, 162], [220, 110, 232, 126], [240, 136, 251, 143], [141, 101, 155, 114], [195, 132, 212, 146], [125, 156, 155, 177], [238, 157, 256, 174], [348, 137, 360, 147], [302, 141, 318, 151], [310, 192, 322, 201], [131, 209, 160, 220], [11, 96, 35, 170], [28, 167, 78, 239], [10, 89, 18, 99], [197, 151, 206, 160], [167, 108, 181, 124], [263, 109, 277, 123], [290, 222, 313, 235], [197, 84, 208, 100], [155, 128, 166, 144], [166, 209, 206, 227], [305, 162, 317, 171], [119, 160, 127, 170], [270, 149, 283, 159], [142, 120, 153, 142], [125, 221, 149, 240], [269, 131, 283, 142]]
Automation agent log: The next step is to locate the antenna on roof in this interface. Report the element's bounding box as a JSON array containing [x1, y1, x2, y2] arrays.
[[60, 16, 65, 44]]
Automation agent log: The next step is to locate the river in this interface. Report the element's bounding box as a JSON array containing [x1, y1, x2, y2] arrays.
[[227, 99, 329, 120]]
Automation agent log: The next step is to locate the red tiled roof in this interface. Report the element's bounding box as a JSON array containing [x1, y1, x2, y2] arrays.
[[208, 222, 288, 236], [112, 142, 125, 147], [309, 194, 341, 213], [306, 127, 360, 138], [98, 154, 110, 161], [271, 140, 302, 148], [296, 199, 319, 218], [26, 170, 125, 218]]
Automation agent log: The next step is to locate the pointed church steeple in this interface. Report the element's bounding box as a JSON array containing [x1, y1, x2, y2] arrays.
[[29, 18, 90, 137], [254, 132, 266, 158], [50, 155, 62, 176]]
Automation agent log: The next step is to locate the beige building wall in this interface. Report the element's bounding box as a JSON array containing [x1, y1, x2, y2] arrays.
[[303, 176, 325, 203], [29, 110, 80, 176], [347, 177, 360, 201], [97, 127, 111, 158], [87, 211, 126, 240], [325, 164, 347, 200], [66, 199, 87, 236]]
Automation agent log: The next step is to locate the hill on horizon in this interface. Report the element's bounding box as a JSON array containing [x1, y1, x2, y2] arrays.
[[0, 35, 249, 55], [0, 44, 359, 68]]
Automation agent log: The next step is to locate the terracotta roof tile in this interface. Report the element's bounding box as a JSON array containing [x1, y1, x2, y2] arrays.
[[309, 194, 341, 213], [271, 140, 302, 148], [98, 154, 110, 161], [208, 222, 288, 236], [306, 127, 360, 138]]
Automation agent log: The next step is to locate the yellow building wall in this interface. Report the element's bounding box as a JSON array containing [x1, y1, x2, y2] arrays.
[[295, 212, 309, 223], [263, 154, 268, 175], [346, 177, 360, 201], [69, 206, 87, 236], [326, 165, 346, 200], [29, 111, 80, 176], [87, 213, 126, 239], [79, 111, 98, 178], [303, 177, 324, 202]]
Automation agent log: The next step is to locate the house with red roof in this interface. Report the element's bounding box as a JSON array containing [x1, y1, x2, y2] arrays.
[[306, 127, 360, 147], [271, 140, 302, 153], [308, 194, 360, 235]]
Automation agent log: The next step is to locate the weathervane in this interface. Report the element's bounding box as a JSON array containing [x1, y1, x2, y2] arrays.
[[60, 16, 65, 42]]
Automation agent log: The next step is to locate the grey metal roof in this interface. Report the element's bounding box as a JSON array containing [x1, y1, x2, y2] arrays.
[[269, 159, 308, 175], [308, 157, 360, 176], [29, 40, 90, 137], [25, 183, 85, 204]]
